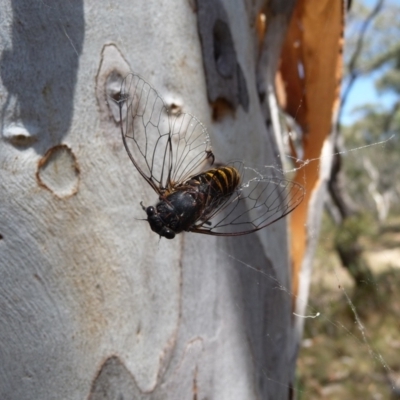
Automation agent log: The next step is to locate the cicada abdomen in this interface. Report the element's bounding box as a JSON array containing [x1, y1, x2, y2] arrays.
[[189, 166, 241, 214]]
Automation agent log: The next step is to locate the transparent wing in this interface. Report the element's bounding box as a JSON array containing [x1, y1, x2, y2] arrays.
[[117, 73, 213, 194], [191, 162, 304, 236]]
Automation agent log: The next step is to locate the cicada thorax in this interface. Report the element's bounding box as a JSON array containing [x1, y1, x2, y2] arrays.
[[143, 166, 241, 239]]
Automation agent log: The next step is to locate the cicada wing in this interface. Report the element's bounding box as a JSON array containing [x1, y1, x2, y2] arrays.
[[118, 74, 171, 193], [168, 113, 213, 184], [191, 164, 304, 236], [118, 74, 213, 193]]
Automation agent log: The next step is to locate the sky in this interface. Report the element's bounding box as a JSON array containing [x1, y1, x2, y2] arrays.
[[340, 0, 399, 125], [341, 73, 398, 125]]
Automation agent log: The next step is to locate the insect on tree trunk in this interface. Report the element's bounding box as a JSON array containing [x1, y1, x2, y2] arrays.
[[0, 0, 341, 399]]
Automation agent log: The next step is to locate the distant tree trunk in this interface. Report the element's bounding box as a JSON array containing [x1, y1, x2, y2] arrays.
[[328, 143, 374, 289], [328, 143, 359, 221], [327, 0, 386, 289], [0, 0, 339, 399]]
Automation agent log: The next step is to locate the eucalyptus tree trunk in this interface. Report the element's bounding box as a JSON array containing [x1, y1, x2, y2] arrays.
[[0, 1, 310, 399]]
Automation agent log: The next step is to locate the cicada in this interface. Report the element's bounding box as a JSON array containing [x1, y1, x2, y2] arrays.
[[114, 73, 303, 239]]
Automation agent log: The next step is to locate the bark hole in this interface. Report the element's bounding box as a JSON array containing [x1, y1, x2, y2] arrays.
[[213, 19, 235, 78], [95, 44, 131, 126], [1, 124, 38, 147], [196, 0, 249, 115], [89, 356, 139, 400], [36, 144, 79, 198]]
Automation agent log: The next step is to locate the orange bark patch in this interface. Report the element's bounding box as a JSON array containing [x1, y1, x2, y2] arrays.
[[278, 0, 344, 299]]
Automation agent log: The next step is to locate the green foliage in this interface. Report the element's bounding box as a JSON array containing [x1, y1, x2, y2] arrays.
[[334, 213, 375, 250], [341, 118, 400, 216], [345, 2, 400, 78], [343, 0, 400, 140]]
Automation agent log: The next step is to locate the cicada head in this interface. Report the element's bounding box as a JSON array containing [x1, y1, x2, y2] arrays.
[[143, 204, 176, 240]]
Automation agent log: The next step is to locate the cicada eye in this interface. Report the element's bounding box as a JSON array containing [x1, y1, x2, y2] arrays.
[[146, 206, 155, 217], [163, 228, 175, 239]]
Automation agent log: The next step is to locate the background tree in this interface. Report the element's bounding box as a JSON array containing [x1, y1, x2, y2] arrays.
[[328, 0, 400, 290], [342, 0, 400, 216]]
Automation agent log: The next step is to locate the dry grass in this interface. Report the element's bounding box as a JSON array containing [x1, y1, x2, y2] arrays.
[[296, 215, 400, 399]]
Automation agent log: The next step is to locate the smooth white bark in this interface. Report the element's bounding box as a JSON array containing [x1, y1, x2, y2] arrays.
[[0, 1, 297, 398]]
